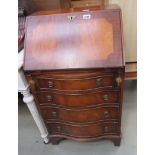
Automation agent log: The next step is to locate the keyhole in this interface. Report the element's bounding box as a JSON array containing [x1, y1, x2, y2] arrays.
[[67, 16, 75, 21]]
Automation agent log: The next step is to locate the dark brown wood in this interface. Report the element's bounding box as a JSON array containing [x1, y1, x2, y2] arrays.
[[61, 0, 71, 9], [40, 106, 120, 123], [111, 137, 121, 146], [35, 89, 120, 107], [30, 70, 120, 91], [26, 69, 124, 146], [18, 0, 71, 15], [49, 135, 121, 146], [24, 5, 124, 146], [47, 121, 120, 137], [50, 137, 65, 145]]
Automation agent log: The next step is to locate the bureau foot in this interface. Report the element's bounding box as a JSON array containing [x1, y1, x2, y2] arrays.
[[51, 137, 65, 145], [111, 137, 121, 146]]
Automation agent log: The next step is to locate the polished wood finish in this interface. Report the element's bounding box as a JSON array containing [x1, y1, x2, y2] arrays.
[[24, 5, 124, 71], [29, 70, 120, 91], [40, 106, 120, 123], [24, 5, 124, 146], [36, 89, 120, 107], [47, 121, 120, 137]]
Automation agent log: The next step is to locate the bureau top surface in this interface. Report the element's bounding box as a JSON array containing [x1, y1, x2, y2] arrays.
[[24, 5, 124, 71]]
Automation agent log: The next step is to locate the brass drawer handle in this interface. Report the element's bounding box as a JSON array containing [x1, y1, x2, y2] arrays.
[[104, 111, 109, 118], [103, 94, 109, 101], [47, 95, 52, 101], [48, 81, 53, 88], [104, 126, 109, 132], [52, 111, 57, 117], [67, 15, 76, 21], [96, 78, 102, 86]]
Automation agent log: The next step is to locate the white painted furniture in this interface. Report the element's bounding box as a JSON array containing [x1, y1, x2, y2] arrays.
[[18, 50, 49, 143]]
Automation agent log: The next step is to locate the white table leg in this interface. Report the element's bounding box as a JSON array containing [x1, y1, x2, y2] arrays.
[[18, 68, 49, 144]]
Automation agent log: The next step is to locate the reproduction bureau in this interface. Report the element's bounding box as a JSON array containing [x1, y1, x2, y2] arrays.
[[24, 5, 125, 146]]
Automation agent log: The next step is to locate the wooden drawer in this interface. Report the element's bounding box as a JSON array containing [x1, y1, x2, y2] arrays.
[[47, 121, 120, 137], [40, 106, 120, 123], [36, 90, 120, 108], [30, 72, 119, 91]]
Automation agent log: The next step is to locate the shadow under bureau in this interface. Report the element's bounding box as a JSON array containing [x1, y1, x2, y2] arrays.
[[24, 5, 125, 146]]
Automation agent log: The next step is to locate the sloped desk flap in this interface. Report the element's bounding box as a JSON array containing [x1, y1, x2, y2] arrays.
[[24, 6, 124, 71]]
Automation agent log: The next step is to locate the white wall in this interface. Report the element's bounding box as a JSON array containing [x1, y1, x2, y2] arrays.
[[108, 0, 137, 62]]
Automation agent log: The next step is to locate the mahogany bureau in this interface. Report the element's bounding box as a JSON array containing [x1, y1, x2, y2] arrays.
[[24, 5, 125, 146]]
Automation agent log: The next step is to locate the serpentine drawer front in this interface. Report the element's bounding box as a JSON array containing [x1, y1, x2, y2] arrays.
[[47, 121, 120, 137], [24, 5, 125, 146], [40, 106, 120, 123], [29, 71, 120, 91], [35, 90, 120, 107]]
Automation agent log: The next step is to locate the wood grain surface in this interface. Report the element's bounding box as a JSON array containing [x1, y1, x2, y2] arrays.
[[24, 6, 124, 71]]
